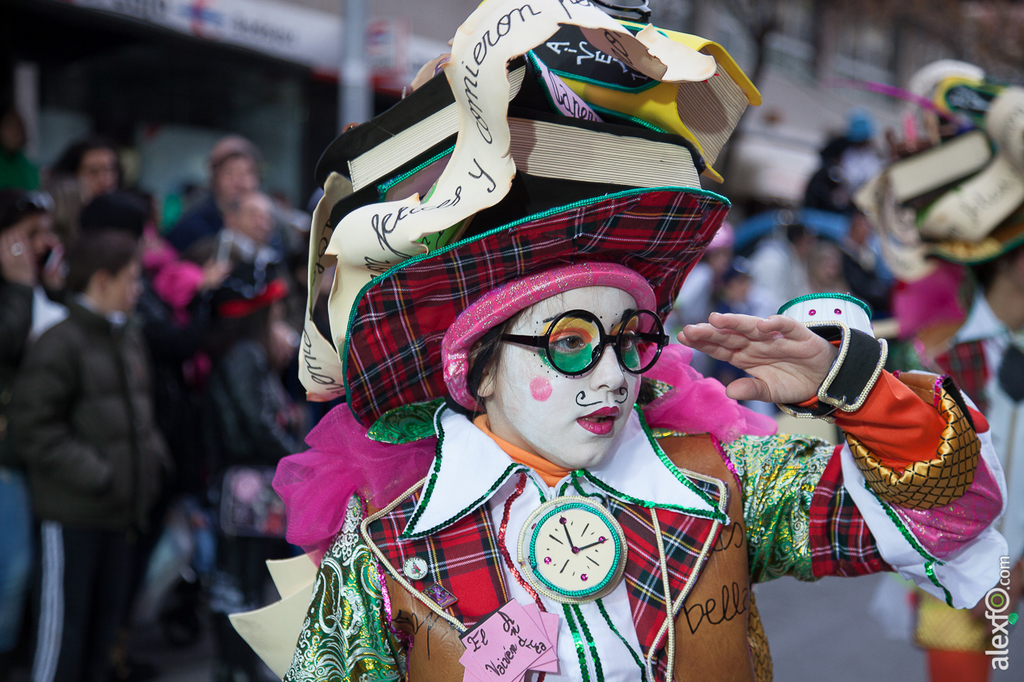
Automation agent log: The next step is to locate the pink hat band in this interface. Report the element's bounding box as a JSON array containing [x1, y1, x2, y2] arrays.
[[441, 262, 657, 412]]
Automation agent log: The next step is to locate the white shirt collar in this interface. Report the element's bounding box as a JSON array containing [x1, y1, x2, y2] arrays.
[[75, 293, 127, 328], [29, 286, 68, 342], [953, 293, 1007, 345], [401, 407, 721, 539]]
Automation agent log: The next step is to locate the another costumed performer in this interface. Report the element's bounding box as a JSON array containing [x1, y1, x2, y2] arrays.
[[855, 60, 1024, 682], [230, 2, 1009, 681]]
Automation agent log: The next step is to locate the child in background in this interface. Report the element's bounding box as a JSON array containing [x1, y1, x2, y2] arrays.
[[11, 229, 171, 682]]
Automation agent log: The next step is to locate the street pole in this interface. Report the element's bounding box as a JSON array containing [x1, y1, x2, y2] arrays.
[[340, 0, 372, 134]]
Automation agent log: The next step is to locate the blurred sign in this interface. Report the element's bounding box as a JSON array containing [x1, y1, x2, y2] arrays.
[[69, 0, 342, 72], [366, 18, 410, 91]]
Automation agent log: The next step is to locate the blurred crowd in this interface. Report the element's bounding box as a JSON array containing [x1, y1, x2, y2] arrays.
[[667, 109, 896, 398], [0, 106, 326, 682]]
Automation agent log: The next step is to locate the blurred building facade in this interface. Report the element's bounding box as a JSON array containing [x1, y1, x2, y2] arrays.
[[0, 0, 987, 210], [0, 0, 477, 208]]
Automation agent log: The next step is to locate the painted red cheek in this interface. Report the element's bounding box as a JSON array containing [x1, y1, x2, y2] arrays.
[[530, 376, 553, 402]]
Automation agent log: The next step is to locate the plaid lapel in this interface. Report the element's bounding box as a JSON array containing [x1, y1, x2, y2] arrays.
[[610, 475, 724, 666], [367, 490, 508, 625], [935, 340, 989, 412], [367, 460, 726, 671]]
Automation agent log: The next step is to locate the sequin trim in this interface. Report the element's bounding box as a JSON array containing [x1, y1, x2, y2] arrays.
[[925, 561, 955, 607], [932, 375, 944, 410], [522, 499, 626, 602], [563, 603, 593, 682], [402, 405, 528, 539], [565, 408, 725, 522], [378, 560, 394, 624], [865, 482, 941, 565], [637, 407, 725, 519], [577, 468, 720, 519], [400, 407, 448, 535], [572, 603, 605, 682], [777, 292, 873, 318], [711, 434, 743, 492], [499, 474, 547, 610], [377, 560, 413, 652]]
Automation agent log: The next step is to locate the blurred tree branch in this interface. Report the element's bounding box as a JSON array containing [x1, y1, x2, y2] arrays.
[[968, 0, 1024, 75], [838, 0, 1024, 75], [717, 0, 781, 88], [680, 0, 1024, 183]]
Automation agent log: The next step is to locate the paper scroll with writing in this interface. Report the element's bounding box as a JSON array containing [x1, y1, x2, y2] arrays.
[[298, 172, 351, 400], [919, 87, 1024, 244], [301, 0, 719, 400]]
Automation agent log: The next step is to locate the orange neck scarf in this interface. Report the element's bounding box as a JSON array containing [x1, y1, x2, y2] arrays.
[[473, 415, 571, 487]]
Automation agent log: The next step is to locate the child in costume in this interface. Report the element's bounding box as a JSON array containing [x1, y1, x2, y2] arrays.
[[231, 3, 1008, 680], [855, 60, 1024, 682]]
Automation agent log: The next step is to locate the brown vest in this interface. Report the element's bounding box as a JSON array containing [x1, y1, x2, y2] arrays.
[[382, 435, 772, 681]]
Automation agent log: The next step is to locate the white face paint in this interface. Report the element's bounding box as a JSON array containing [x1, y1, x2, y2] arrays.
[[480, 286, 641, 470]]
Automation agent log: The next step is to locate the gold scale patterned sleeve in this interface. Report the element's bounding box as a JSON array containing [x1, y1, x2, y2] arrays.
[[721, 434, 835, 584], [286, 495, 404, 682]]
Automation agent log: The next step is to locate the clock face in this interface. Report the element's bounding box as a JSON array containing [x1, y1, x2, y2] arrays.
[[518, 497, 626, 603]]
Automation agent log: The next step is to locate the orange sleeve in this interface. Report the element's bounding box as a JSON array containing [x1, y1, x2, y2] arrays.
[[802, 372, 988, 471]]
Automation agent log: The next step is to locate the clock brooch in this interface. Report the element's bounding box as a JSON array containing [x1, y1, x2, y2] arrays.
[[517, 496, 627, 604]]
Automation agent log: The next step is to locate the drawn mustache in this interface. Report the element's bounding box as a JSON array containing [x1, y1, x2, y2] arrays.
[[575, 387, 630, 407]]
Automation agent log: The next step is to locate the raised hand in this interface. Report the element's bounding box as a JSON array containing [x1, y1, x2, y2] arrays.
[[0, 228, 37, 286], [678, 312, 838, 404]]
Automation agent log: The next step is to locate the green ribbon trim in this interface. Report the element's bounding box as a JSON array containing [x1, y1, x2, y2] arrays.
[[401, 406, 528, 539], [562, 603, 593, 682], [376, 145, 455, 201], [576, 468, 721, 520], [569, 471, 608, 501], [636, 407, 726, 522], [776, 292, 872, 319], [925, 561, 954, 607], [864, 483, 942, 565], [596, 599, 646, 681], [586, 103, 667, 132], [401, 463, 526, 539]]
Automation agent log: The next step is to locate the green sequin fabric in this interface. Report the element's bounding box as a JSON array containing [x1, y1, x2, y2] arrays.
[[367, 399, 445, 444], [723, 433, 834, 583], [286, 495, 402, 682]]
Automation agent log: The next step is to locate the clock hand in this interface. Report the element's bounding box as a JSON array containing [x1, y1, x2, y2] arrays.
[[576, 536, 609, 551], [562, 524, 577, 551]]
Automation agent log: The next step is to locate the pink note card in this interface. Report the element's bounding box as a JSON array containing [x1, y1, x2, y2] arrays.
[[459, 600, 559, 682]]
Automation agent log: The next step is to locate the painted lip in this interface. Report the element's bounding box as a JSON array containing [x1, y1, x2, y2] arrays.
[[584, 406, 620, 419], [577, 406, 620, 435]]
